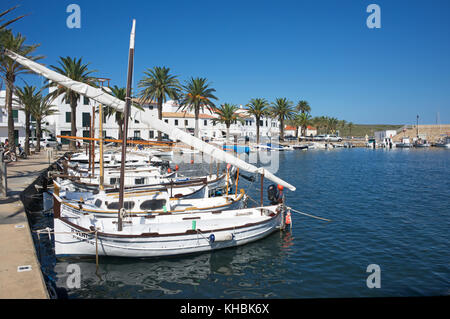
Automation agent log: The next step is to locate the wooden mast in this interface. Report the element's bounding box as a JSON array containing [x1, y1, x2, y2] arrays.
[[99, 102, 104, 191], [117, 19, 136, 232]]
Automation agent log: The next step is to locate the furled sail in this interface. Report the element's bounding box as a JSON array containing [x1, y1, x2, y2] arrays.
[[2, 48, 296, 191]]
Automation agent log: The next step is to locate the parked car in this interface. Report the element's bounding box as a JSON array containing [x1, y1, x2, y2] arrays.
[[326, 135, 343, 142], [43, 137, 62, 149]]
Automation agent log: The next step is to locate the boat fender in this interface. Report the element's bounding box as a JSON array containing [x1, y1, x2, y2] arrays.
[[210, 233, 234, 243]]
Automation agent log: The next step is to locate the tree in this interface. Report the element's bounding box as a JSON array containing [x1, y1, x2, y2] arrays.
[[298, 112, 312, 138], [178, 77, 217, 138], [30, 94, 57, 152], [101, 86, 143, 140], [213, 103, 243, 143], [296, 100, 311, 115], [327, 117, 339, 134], [0, 30, 42, 152], [348, 122, 354, 137], [0, 6, 26, 31], [270, 98, 295, 142], [138, 66, 181, 141], [246, 98, 269, 145], [47, 57, 96, 150], [14, 84, 40, 155]]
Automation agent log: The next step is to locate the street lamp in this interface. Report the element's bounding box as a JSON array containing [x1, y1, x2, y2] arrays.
[[416, 115, 419, 138]]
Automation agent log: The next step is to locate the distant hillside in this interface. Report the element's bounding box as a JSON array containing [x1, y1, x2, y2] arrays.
[[338, 124, 403, 137]]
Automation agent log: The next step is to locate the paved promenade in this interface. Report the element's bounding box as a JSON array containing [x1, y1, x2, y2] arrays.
[[0, 149, 62, 299]]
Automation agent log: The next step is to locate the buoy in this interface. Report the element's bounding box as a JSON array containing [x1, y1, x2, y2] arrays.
[[190, 159, 194, 164], [210, 232, 234, 243], [277, 185, 284, 191], [167, 168, 172, 173], [285, 211, 292, 225], [175, 165, 179, 171]]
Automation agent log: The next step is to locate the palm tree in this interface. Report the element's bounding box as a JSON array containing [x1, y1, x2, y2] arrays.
[[14, 84, 40, 155], [101, 86, 143, 140], [299, 112, 312, 138], [270, 98, 295, 142], [178, 77, 217, 138], [0, 30, 42, 152], [327, 117, 339, 134], [30, 94, 57, 152], [138, 66, 181, 141], [46, 57, 97, 150], [246, 98, 269, 145], [213, 103, 243, 143], [296, 100, 311, 115], [0, 6, 26, 31], [348, 122, 354, 137]]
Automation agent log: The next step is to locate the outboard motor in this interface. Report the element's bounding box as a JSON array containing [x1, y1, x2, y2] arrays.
[[267, 184, 283, 205]]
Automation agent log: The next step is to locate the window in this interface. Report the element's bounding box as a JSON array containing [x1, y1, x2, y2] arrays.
[[94, 199, 102, 208], [149, 131, 154, 139], [175, 119, 179, 126], [110, 178, 120, 185], [204, 120, 207, 126], [65, 112, 71, 123], [140, 199, 166, 211], [12, 110, 18, 123], [83, 130, 90, 138], [106, 201, 135, 210], [164, 119, 168, 123], [260, 120, 264, 126], [83, 96, 89, 105], [135, 178, 145, 185], [149, 105, 154, 110], [185, 120, 189, 126], [60, 131, 71, 145], [134, 131, 141, 138], [266, 121, 268, 127], [82, 112, 91, 127]]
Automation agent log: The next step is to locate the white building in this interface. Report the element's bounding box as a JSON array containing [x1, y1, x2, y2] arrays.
[[0, 90, 28, 146], [45, 86, 281, 144]]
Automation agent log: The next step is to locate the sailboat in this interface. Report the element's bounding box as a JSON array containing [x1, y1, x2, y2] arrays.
[[2, 20, 295, 258]]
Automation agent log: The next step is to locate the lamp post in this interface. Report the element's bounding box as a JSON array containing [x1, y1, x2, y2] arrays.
[[416, 115, 419, 138]]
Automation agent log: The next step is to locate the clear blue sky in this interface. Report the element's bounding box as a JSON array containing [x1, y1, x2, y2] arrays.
[[4, 0, 450, 125]]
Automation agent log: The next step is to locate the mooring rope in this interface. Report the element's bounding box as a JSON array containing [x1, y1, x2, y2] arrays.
[[288, 207, 332, 222]]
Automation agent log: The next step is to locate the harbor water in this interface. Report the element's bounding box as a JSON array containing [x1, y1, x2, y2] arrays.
[[28, 148, 449, 298]]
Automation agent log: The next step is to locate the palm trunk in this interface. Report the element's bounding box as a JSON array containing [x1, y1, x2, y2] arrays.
[[157, 99, 163, 141], [256, 116, 260, 145], [6, 73, 16, 152], [194, 107, 200, 138], [226, 124, 230, 146], [36, 119, 41, 153], [279, 118, 285, 142], [116, 113, 124, 140], [69, 97, 77, 151], [25, 110, 30, 155]]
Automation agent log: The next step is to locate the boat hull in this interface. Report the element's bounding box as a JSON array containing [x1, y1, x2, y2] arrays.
[[54, 206, 283, 258]]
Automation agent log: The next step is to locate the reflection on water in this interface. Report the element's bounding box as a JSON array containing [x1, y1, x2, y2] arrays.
[[52, 231, 296, 298], [29, 148, 450, 298]]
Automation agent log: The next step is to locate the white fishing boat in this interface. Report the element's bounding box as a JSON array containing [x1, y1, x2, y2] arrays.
[[396, 137, 413, 148], [53, 203, 286, 257], [413, 139, 430, 148], [434, 136, 450, 148], [53, 188, 246, 219]]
